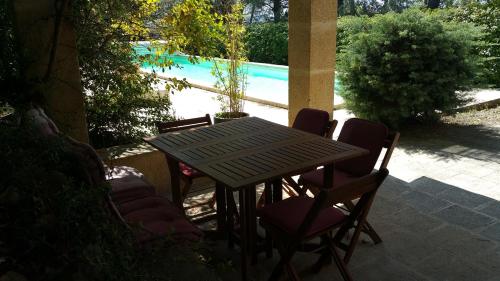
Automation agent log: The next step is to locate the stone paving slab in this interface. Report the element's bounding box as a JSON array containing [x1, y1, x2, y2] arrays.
[[478, 201, 500, 220], [480, 223, 500, 242], [432, 204, 496, 231]]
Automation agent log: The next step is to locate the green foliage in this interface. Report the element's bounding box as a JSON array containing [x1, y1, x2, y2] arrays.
[[337, 9, 480, 127], [440, 2, 500, 87], [0, 0, 33, 110], [72, 0, 170, 149], [0, 120, 221, 281], [73, 0, 222, 149], [336, 15, 371, 55], [213, 2, 248, 115], [244, 22, 288, 65]]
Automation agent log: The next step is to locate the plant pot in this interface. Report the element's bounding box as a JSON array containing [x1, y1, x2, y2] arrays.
[[214, 112, 249, 124]]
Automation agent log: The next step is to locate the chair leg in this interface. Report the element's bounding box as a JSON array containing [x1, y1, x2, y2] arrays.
[[283, 176, 303, 196], [285, 262, 300, 281], [327, 241, 353, 281], [344, 200, 382, 244], [268, 259, 285, 281], [181, 178, 192, 200], [362, 221, 382, 244], [310, 234, 332, 273]]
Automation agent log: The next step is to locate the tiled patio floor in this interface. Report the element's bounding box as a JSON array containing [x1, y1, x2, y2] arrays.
[[172, 87, 500, 280]]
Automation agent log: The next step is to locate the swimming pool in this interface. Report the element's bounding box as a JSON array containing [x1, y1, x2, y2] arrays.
[[135, 44, 342, 107]]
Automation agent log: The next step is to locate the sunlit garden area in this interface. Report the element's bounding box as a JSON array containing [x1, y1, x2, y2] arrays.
[[1, 0, 499, 280]]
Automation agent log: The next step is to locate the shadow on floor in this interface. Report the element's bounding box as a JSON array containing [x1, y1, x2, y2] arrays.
[[398, 122, 500, 163]]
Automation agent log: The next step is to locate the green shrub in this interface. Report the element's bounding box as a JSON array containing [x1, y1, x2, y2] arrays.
[[440, 2, 500, 87], [336, 9, 480, 127], [245, 22, 288, 65], [336, 16, 370, 55]]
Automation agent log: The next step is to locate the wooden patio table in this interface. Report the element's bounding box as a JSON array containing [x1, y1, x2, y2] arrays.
[[144, 117, 368, 281]]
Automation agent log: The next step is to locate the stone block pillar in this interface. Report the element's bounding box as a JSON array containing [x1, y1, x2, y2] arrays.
[[288, 0, 338, 125], [14, 0, 89, 142]]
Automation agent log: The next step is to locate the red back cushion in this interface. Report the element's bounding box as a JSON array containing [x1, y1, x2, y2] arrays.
[[336, 118, 388, 176], [65, 137, 107, 186], [26, 106, 60, 137], [292, 108, 330, 136]]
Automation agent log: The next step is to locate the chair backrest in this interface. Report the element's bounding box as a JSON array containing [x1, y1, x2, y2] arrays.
[[292, 108, 331, 137], [297, 168, 389, 239], [335, 118, 389, 177], [325, 119, 338, 139], [155, 114, 212, 134], [380, 131, 400, 170]]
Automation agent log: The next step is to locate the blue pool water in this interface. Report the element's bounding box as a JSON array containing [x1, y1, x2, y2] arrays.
[[134, 44, 340, 106]]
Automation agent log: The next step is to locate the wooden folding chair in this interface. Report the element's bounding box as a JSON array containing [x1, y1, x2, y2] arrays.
[[155, 115, 214, 207], [257, 108, 337, 207], [298, 119, 400, 244], [258, 169, 389, 281]]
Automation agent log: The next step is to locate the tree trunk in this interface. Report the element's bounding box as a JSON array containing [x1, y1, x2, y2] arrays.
[[249, 3, 256, 24], [273, 0, 281, 22], [426, 0, 439, 9]]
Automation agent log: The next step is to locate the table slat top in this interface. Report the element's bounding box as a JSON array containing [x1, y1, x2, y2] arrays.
[[144, 117, 368, 189]]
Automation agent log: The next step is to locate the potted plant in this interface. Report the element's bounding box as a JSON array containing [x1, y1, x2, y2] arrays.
[[212, 1, 249, 124]]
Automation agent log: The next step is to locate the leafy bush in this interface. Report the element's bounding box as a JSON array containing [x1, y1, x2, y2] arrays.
[[73, 0, 222, 149], [440, 2, 500, 87], [245, 22, 288, 65], [0, 120, 221, 281], [336, 9, 480, 127]]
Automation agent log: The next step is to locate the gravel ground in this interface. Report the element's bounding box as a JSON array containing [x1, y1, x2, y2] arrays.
[[442, 105, 500, 127]]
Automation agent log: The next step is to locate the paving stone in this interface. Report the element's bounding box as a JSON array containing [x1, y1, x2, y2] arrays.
[[432, 205, 495, 231], [351, 257, 429, 281], [401, 190, 452, 214], [415, 250, 496, 281], [475, 249, 500, 278], [477, 200, 500, 219], [436, 187, 493, 209], [378, 176, 412, 200], [422, 224, 474, 246], [409, 176, 454, 195], [380, 230, 442, 266], [388, 207, 444, 236], [480, 222, 500, 242], [437, 233, 498, 258], [369, 195, 409, 218]]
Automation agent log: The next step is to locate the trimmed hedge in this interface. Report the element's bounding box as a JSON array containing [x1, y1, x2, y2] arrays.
[[336, 9, 480, 127], [244, 22, 288, 65]]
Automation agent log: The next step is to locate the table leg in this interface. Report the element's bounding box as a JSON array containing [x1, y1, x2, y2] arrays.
[[323, 164, 334, 189], [239, 189, 249, 281], [165, 156, 182, 210], [272, 177, 282, 202], [264, 182, 273, 258], [226, 189, 235, 249], [215, 182, 227, 237], [248, 187, 258, 265]]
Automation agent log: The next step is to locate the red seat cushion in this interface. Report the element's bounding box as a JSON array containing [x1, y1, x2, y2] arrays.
[[108, 176, 156, 204], [124, 204, 202, 242], [258, 196, 346, 238], [179, 162, 203, 178], [299, 168, 358, 189], [292, 108, 330, 136], [117, 196, 182, 216], [335, 118, 388, 177]]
